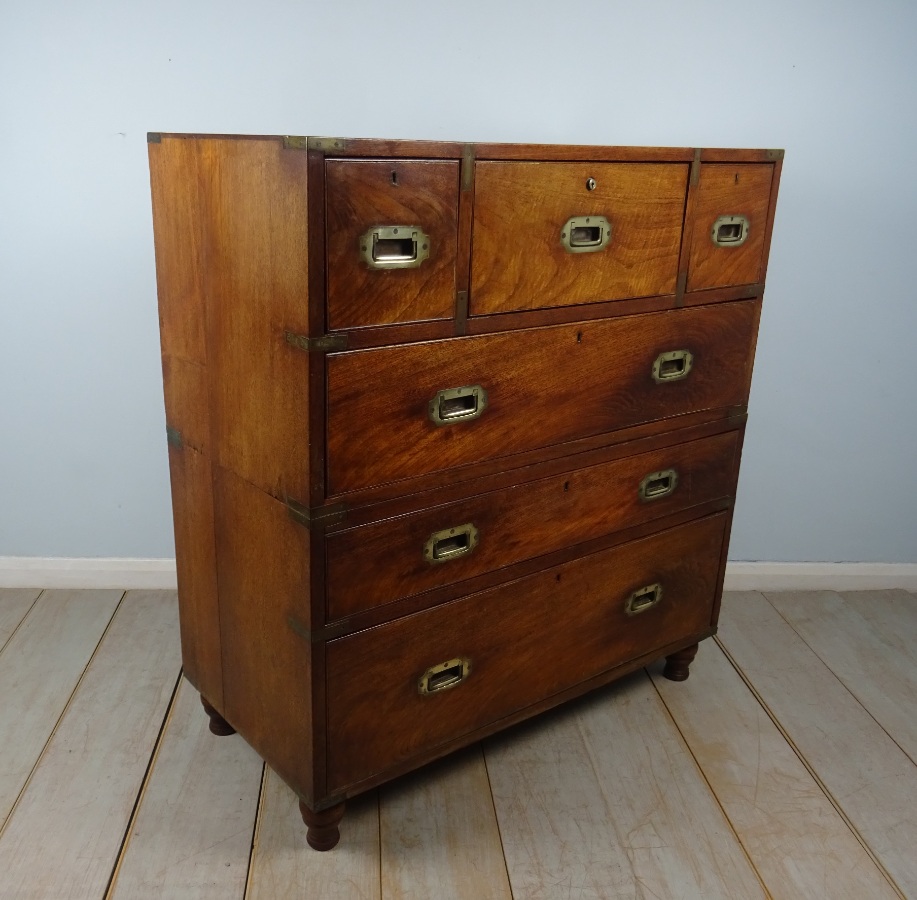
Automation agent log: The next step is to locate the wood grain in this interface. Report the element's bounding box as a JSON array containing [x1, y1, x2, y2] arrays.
[[0, 589, 122, 827], [470, 161, 687, 313], [326, 430, 740, 619], [485, 671, 765, 899], [326, 514, 726, 790], [0, 591, 180, 899], [0, 588, 40, 651], [652, 637, 899, 899], [327, 301, 759, 494], [718, 591, 917, 893], [767, 590, 917, 763], [247, 767, 380, 900], [108, 677, 263, 899], [326, 159, 460, 329], [686, 163, 774, 292], [380, 746, 511, 899]]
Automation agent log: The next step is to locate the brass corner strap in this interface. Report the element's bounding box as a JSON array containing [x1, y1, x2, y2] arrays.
[[147, 132, 162, 144], [284, 331, 348, 353], [766, 148, 785, 160], [286, 498, 347, 529], [282, 136, 349, 152], [166, 426, 182, 447]]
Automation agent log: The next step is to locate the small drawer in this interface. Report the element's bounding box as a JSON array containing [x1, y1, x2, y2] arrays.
[[325, 159, 460, 329], [325, 430, 740, 620], [326, 300, 758, 494], [325, 513, 726, 790], [686, 163, 774, 292], [469, 161, 687, 314]]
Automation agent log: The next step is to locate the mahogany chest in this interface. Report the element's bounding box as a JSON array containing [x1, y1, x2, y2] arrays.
[[148, 134, 782, 850]]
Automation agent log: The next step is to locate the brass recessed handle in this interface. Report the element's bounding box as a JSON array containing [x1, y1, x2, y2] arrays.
[[360, 225, 430, 269], [418, 658, 471, 695], [423, 523, 479, 564], [428, 385, 488, 426], [560, 216, 612, 253], [711, 215, 750, 247], [639, 469, 679, 502], [625, 583, 663, 616], [652, 350, 693, 383]]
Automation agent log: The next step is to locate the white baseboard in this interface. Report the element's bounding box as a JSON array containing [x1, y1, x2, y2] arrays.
[[723, 562, 917, 592], [0, 558, 178, 590], [0, 557, 915, 593]]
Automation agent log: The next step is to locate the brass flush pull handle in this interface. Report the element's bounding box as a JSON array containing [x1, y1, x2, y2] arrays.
[[711, 215, 750, 247], [652, 349, 694, 383], [639, 469, 679, 501], [428, 385, 488, 426], [625, 583, 663, 616], [560, 216, 612, 253], [418, 658, 471, 695], [423, 523, 479, 564], [360, 225, 430, 269]]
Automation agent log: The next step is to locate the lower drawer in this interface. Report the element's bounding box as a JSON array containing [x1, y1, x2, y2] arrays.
[[325, 512, 727, 791]]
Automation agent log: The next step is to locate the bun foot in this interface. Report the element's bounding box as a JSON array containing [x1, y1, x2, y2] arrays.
[[200, 696, 236, 735], [663, 643, 699, 682], [300, 800, 346, 851]]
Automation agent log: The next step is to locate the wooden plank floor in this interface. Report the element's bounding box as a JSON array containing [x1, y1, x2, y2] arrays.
[[0, 588, 914, 899]]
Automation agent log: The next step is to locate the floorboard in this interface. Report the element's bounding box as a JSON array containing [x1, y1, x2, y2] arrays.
[[485, 670, 765, 900], [0, 588, 41, 651], [0, 589, 122, 828], [0, 590, 181, 900], [107, 676, 264, 900], [246, 767, 381, 900], [651, 636, 899, 899], [718, 591, 917, 896]]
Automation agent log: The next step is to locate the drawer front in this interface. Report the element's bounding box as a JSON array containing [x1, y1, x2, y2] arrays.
[[326, 300, 758, 494], [469, 161, 687, 314], [326, 513, 727, 790], [325, 159, 460, 329], [326, 430, 739, 620], [686, 163, 774, 292]]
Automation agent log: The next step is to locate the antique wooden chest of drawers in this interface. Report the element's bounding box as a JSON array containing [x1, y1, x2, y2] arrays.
[[148, 134, 782, 850]]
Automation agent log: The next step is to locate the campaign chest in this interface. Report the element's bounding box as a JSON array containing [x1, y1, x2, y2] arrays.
[[148, 134, 782, 850]]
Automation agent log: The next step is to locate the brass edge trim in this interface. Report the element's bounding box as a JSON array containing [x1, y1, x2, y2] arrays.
[[690, 148, 702, 186], [282, 135, 310, 151], [166, 426, 182, 447], [461, 143, 475, 191], [308, 136, 348, 152], [284, 330, 348, 353], [147, 132, 162, 144], [766, 148, 785, 160], [286, 498, 348, 529]]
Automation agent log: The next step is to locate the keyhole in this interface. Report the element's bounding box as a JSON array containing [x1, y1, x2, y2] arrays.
[[734, 173, 739, 184], [392, 171, 398, 185], [576, 331, 582, 343]]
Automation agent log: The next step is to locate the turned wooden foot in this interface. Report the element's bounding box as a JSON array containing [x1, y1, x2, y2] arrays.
[[663, 643, 699, 682], [200, 696, 236, 736], [300, 800, 346, 851]]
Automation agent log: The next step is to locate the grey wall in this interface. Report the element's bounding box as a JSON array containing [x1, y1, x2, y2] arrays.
[[1, 0, 915, 562]]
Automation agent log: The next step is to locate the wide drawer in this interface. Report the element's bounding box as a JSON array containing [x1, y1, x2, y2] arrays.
[[470, 161, 687, 314], [326, 430, 740, 620], [326, 512, 726, 790], [326, 300, 758, 494]]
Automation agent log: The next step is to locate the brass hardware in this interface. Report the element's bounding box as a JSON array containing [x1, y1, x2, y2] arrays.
[[284, 331, 349, 353], [428, 385, 488, 426], [625, 583, 663, 616], [166, 426, 182, 447], [286, 498, 347, 529], [652, 349, 694, 383], [462, 144, 475, 192], [639, 468, 679, 501], [147, 132, 162, 144], [561, 216, 612, 253], [766, 148, 785, 160], [418, 658, 471, 695], [423, 523, 479, 564], [711, 215, 750, 247], [308, 136, 348, 151], [585, 177, 597, 191], [690, 148, 702, 186], [282, 136, 310, 150], [360, 225, 430, 269]]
